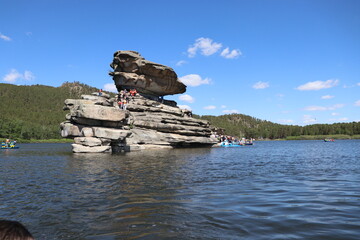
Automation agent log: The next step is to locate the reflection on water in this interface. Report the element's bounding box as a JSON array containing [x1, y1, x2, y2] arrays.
[[1, 141, 360, 239]]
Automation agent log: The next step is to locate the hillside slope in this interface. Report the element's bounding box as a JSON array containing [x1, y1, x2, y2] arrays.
[[0, 82, 104, 139]]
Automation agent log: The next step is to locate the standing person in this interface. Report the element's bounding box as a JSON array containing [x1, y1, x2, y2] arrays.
[[0, 220, 34, 240], [118, 99, 123, 109], [99, 89, 103, 96], [123, 99, 127, 110]]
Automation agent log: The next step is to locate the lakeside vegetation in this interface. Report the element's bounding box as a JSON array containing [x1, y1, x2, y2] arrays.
[[1, 82, 359, 142]]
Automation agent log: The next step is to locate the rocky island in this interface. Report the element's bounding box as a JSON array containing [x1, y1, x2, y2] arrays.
[[60, 51, 218, 153]]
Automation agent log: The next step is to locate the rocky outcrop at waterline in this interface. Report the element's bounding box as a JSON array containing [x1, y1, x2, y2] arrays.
[[60, 51, 218, 153]]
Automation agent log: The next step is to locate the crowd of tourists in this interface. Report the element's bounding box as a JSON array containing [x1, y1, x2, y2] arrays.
[[219, 135, 254, 146], [1, 139, 17, 148], [117, 89, 138, 110]]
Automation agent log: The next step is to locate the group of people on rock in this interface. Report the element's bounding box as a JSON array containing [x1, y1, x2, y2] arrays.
[[117, 89, 138, 110], [219, 135, 253, 145], [1, 139, 17, 148]]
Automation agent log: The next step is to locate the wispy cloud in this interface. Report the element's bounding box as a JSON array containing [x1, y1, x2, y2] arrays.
[[103, 83, 117, 92], [2, 69, 35, 83], [178, 105, 192, 111], [204, 105, 216, 110], [176, 60, 187, 66], [187, 37, 222, 57], [179, 94, 195, 103], [278, 119, 294, 124], [355, 100, 360, 106], [357, 83, 360, 87], [223, 109, 239, 114], [296, 79, 339, 91], [220, 47, 241, 59], [331, 112, 339, 116], [304, 104, 344, 111], [321, 95, 334, 99], [221, 105, 227, 108], [303, 115, 317, 124], [179, 74, 211, 87], [0, 33, 11, 41], [252, 81, 269, 89]]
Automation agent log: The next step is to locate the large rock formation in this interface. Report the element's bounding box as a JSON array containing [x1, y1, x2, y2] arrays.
[[60, 51, 218, 153], [109, 51, 186, 96]]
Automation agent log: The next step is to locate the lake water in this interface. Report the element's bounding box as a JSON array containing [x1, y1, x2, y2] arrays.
[[1, 140, 360, 239]]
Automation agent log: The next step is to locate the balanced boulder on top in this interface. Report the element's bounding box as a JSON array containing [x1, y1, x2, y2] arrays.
[[109, 50, 186, 96]]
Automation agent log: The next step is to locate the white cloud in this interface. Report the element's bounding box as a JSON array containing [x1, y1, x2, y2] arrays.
[[187, 37, 222, 57], [179, 94, 195, 103], [357, 83, 360, 86], [178, 105, 192, 111], [179, 74, 211, 87], [304, 104, 344, 111], [355, 100, 360, 106], [303, 115, 317, 124], [296, 79, 339, 91], [221, 105, 227, 108], [2, 69, 35, 83], [252, 81, 269, 89], [328, 104, 344, 110], [338, 117, 348, 121], [331, 112, 339, 116], [176, 60, 187, 66], [204, 105, 216, 110], [220, 47, 241, 59], [103, 83, 117, 92], [321, 95, 334, 99], [222, 109, 239, 114], [304, 106, 328, 111], [0, 33, 11, 41], [278, 119, 294, 124]]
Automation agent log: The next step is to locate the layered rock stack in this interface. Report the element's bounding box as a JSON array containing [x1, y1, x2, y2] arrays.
[[60, 51, 218, 153]]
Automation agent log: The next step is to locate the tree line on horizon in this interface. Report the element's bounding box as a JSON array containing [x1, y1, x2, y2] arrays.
[[195, 114, 360, 139], [0, 82, 359, 141]]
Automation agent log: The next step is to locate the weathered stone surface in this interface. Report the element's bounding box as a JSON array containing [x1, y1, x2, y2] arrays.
[[73, 103, 127, 122], [81, 95, 112, 106], [126, 128, 217, 147], [109, 50, 186, 96], [91, 92, 110, 99], [72, 144, 111, 153], [92, 127, 131, 140], [60, 122, 82, 138], [74, 137, 102, 146], [60, 51, 219, 153], [81, 127, 94, 137], [63, 99, 93, 111]]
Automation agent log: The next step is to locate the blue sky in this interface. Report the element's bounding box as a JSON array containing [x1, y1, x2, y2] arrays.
[[1, 0, 359, 125]]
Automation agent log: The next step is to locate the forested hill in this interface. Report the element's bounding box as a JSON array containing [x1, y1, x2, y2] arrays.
[[0, 82, 107, 140], [196, 114, 360, 139]]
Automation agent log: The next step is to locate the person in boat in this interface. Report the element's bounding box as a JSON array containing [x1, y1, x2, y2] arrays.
[[1, 142, 5, 148]]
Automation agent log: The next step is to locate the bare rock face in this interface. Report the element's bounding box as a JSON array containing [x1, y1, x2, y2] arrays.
[[109, 51, 186, 96], [60, 93, 218, 153], [59, 51, 218, 153]]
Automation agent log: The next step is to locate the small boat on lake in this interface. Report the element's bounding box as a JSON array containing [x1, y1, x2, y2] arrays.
[[1, 146, 20, 149], [324, 138, 335, 142], [220, 142, 242, 147]]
